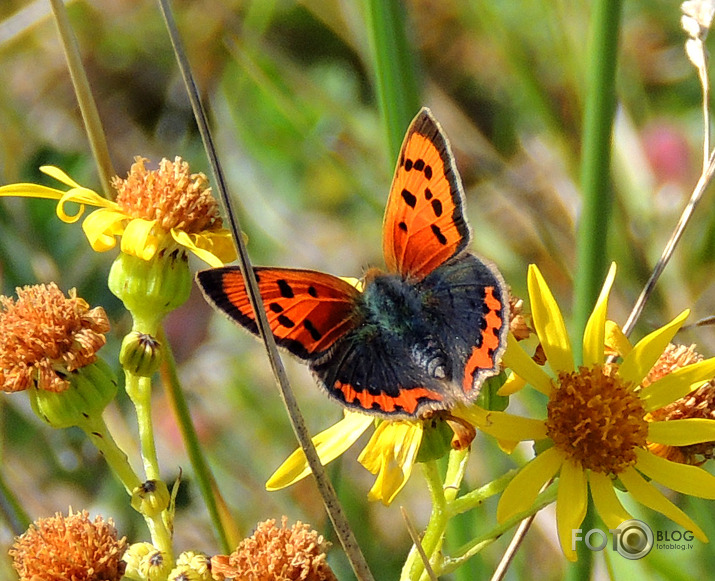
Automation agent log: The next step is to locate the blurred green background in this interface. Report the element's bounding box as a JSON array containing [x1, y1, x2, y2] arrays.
[[1, 0, 714, 579]]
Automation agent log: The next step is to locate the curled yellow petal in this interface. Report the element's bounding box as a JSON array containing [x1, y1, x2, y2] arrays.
[[556, 459, 588, 562], [619, 466, 707, 542], [0, 183, 64, 201], [359, 421, 423, 505], [497, 446, 563, 523], [458, 407, 548, 442], [171, 229, 233, 268], [40, 165, 86, 189], [266, 413, 373, 490], [618, 310, 690, 387], [528, 264, 573, 373], [121, 218, 160, 261], [497, 370, 527, 396], [605, 320, 631, 358], [589, 470, 631, 530], [582, 263, 616, 367], [81, 208, 126, 252]]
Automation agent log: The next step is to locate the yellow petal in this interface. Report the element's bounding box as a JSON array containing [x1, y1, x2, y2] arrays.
[[266, 413, 373, 490], [582, 263, 616, 367], [648, 417, 715, 446], [589, 470, 631, 529], [40, 165, 86, 189], [634, 447, 715, 499], [618, 310, 690, 387], [497, 446, 564, 522], [619, 466, 707, 542], [170, 229, 221, 268], [640, 356, 715, 411], [556, 459, 588, 562], [360, 422, 423, 505], [121, 218, 160, 261], [0, 183, 64, 200], [605, 320, 632, 358], [81, 208, 126, 252], [454, 406, 548, 442], [497, 370, 527, 396], [528, 264, 573, 373], [501, 333, 553, 396]]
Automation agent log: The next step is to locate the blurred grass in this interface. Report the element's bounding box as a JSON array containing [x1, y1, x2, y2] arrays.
[[0, 1, 714, 579]]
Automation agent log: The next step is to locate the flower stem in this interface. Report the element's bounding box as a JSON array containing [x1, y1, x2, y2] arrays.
[[124, 372, 161, 482], [80, 414, 142, 494], [159, 327, 237, 554], [573, 0, 623, 358]]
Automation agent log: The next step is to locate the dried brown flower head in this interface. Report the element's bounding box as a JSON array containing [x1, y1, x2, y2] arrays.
[[113, 156, 223, 234], [645, 344, 715, 464], [10, 509, 127, 581], [211, 517, 336, 581], [0, 283, 109, 393], [508, 294, 532, 341]]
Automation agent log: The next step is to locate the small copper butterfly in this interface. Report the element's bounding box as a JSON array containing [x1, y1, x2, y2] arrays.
[[196, 108, 509, 419]]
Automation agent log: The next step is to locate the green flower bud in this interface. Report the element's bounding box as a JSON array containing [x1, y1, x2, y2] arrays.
[[29, 358, 118, 429], [416, 417, 453, 463], [120, 332, 163, 377], [131, 479, 171, 518], [108, 246, 191, 333], [168, 552, 212, 581], [123, 542, 172, 581]]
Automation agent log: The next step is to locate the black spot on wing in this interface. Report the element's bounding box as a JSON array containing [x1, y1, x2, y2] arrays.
[[277, 279, 294, 298], [401, 188, 417, 208], [277, 314, 295, 328], [304, 319, 322, 341], [431, 199, 443, 217], [269, 302, 283, 313], [431, 224, 448, 245]]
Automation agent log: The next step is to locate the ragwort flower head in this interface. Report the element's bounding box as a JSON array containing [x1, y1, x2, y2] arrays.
[[457, 264, 715, 560], [0, 157, 236, 267], [211, 516, 336, 581], [0, 282, 109, 393], [10, 509, 127, 581]]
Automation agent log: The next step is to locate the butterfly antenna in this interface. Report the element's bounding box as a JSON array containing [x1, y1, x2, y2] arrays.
[[157, 2, 375, 579]]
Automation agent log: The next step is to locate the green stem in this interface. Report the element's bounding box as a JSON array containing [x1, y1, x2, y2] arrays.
[[402, 461, 447, 581], [441, 485, 558, 575], [573, 0, 623, 358], [48, 0, 115, 198], [159, 328, 236, 553], [80, 414, 142, 494], [449, 468, 517, 516], [364, 0, 422, 160], [124, 373, 161, 482]]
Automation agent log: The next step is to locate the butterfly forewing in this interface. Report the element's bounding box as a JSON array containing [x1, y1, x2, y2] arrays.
[[383, 108, 471, 279], [196, 267, 360, 360]]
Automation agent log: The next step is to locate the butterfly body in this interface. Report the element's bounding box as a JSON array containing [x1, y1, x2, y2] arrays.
[[197, 108, 509, 419]]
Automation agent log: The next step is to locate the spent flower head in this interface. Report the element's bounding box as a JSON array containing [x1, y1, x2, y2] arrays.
[[0, 282, 109, 393], [211, 517, 336, 581], [457, 264, 715, 560], [10, 509, 127, 581]]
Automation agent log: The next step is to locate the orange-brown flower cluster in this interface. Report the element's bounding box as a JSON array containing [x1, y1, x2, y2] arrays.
[[211, 517, 336, 581], [113, 156, 223, 233], [10, 509, 127, 581], [645, 343, 715, 464], [0, 283, 109, 393]]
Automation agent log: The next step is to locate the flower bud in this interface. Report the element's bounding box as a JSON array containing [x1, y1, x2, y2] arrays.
[[120, 332, 163, 377], [123, 542, 172, 581], [131, 479, 170, 518]]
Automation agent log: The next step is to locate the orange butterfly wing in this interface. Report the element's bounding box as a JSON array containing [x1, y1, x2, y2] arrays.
[[196, 267, 360, 360], [382, 108, 471, 279]]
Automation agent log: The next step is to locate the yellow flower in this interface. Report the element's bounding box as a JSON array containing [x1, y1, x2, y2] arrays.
[[456, 264, 715, 561], [10, 509, 127, 581], [267, 412, 424, 505], [0, 157, 236, 267]]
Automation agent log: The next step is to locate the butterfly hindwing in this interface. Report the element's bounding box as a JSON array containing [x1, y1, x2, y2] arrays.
[[383, 108, 471, 279], [196, 267, 360, 360], [417, 254, 509, 397]]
